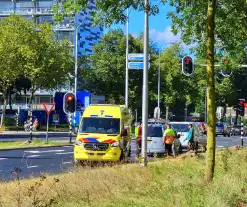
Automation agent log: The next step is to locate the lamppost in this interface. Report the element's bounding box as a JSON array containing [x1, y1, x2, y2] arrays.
[[125, 8, 129, 107], [141, 0, 149, 167], [74, 22, 83, 132]]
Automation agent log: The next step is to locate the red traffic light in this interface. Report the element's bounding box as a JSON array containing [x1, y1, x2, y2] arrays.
[[185, 59, 191, 64], [67, 96, 73, 101]]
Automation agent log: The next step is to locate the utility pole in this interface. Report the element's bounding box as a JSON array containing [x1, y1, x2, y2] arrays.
[[125, 8, 129, 108], [158, 50, 160, 109], [141, 0, 149, 167]]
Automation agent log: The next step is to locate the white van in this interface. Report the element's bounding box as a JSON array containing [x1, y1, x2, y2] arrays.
[[147, 123, 181, 156]]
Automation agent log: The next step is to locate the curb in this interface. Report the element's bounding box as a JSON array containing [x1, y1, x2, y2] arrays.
[[0, 144, 74, 151]]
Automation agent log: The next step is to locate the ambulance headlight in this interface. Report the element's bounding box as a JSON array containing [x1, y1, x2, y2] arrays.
[[75, 140, 83, 146], [111, 142, 120, 147]]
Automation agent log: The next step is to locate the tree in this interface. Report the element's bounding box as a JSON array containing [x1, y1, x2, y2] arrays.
[[0, 15, 73, 126], [81, 30, 144, 109], [0, 15, 35, 127], [23, 23, 73, 106]]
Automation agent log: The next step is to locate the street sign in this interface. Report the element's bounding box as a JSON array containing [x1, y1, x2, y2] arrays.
[[42, 103, 55, 115], [42, 103, 55, 143], [128, 62, 150, 69], [128, 53, 150, 61]]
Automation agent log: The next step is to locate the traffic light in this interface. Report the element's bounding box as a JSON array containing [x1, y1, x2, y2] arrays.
[[63, 92, 76, 114], [182, 55, 194, 76], [237, 99, 245, 116]]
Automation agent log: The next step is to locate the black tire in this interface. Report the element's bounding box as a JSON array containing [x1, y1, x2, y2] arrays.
[[228, 133, 230, 137], [223, 133, 226, 137]]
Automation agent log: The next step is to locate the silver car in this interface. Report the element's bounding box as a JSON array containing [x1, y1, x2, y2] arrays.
[[170, 122, 207, 152]]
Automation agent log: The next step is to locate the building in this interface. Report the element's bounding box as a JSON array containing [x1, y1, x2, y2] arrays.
[[0, 0, 104, 115]]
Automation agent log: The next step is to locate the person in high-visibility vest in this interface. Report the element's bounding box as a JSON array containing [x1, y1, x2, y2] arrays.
[[135, 122, 142, 155], [163, 124, 176, 156]]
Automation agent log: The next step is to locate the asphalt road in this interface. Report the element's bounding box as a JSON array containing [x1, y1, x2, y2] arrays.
[[0, 135, 246, 181]]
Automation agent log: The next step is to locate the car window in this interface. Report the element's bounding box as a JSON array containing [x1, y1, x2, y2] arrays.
[[171, 124, 189, 132], [148, 125, 163, 137], [216, 123, 224, 127]]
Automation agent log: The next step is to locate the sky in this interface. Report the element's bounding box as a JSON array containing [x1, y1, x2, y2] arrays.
[[104, 3, 193, 53]]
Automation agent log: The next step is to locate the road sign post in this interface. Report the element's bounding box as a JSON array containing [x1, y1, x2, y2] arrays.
[[42, 103, 55, 143]]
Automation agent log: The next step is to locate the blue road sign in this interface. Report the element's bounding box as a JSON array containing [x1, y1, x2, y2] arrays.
[[128, 53, 150, 61], [128, 62, 150, 69]]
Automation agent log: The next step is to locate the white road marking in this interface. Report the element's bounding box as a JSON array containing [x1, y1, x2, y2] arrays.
[[27, 165, 39, 169], [0, 158, 7, 161], [55, 152, 73, 155], [62, 162, 72, 164], [217, 145, 225, 148], [63, 146, 73, 148], [24, 150, 65, 154], [26, 155, 40, 158]]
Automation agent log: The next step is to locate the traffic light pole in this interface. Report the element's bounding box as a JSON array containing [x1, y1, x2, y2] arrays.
[[69, 113, 72, 144], [241, 117, 244, 147]]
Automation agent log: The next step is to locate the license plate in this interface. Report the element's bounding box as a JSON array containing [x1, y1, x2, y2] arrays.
[[147, 140, 152, 144]]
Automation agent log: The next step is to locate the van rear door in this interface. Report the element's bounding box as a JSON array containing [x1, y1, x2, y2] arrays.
[[147, 125, 164, 154]]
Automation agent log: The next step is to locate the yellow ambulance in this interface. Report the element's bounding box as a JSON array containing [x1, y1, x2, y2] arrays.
[[74, 104, 132, 163]]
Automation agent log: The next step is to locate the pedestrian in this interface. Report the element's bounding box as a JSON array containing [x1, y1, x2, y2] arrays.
[[135, 122, 142, 156], [34, 118, 39, 131], [184, 124, 195, 152], [163, 124, 176, 157]]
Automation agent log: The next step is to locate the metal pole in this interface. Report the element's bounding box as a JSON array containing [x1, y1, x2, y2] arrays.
[[185, 104, 188, 121], [69, 113, 72, 143], [135, 109, 137, 123], [241, 117, 244, 146], [141, 0, 149, 167], [46, 113, 49, 143], [158, 50, 160, 109], [125, 8, 129, 108], [74, 26, 78, 132], [30, 109, 33, 141]]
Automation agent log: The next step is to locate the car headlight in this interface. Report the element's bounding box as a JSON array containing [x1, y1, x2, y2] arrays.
[[75, 140, 83, 146], [111, 142, 120, 147]]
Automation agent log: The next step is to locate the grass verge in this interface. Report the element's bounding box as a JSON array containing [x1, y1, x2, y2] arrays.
[[0, 139, 71, 149], [1, 149, 247, 207]]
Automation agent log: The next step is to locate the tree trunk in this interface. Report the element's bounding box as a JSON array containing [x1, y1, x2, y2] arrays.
[[0, 90, 8, 128], [165, 106, 169, 121], [205, 0, 216, 183]]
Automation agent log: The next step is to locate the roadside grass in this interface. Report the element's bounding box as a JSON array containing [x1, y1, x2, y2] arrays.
[[0, 138, 71, 149], [0, 149, 247, 207]]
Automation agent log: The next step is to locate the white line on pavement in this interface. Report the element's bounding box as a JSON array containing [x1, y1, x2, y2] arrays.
[[217, 145, 225, 148], [26, 155, 40, 158], [24, 150, 65, 154], [0, 158, 7, 161], [62, 162, 72, 164], [27, 165, 39, 169], [55, 152, 73, 155], [63, 146, 73, 148]]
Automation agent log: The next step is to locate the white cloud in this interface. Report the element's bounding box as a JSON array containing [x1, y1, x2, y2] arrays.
[[149, 26, 181, 44], [149, 26, 196, 50]]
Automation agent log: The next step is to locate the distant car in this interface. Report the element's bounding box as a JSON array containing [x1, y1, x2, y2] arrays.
[[170, 122, 207, 152], [216, 122, 225, 136], [230, 125, 241, 136]]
